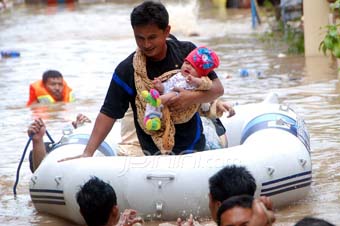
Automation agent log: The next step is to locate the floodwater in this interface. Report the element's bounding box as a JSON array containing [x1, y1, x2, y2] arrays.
[[1, 0, 340, 225]]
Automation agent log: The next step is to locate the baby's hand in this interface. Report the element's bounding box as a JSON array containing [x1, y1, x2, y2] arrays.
[[153, 78, 164, 93], [186, 75, 201, 87], [186, 75, 193, 84]]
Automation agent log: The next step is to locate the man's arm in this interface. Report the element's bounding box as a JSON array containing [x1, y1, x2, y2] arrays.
[[28, 118, 47, 172], [168, 78, 224, 111], [83, 113, 116, 157]]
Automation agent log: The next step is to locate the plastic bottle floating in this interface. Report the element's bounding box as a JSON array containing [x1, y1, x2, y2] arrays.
[[1, 51, 20, 58], [239, 68, 249, 77], [238, 68, 262, 78]]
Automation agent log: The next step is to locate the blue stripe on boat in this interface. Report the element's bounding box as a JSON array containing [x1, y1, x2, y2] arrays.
[[260, 171, 312, 196], [262, 171, 312, 186], [30, 189, 64, 194], [31, 195, 64, 200], [261, 177, 312, 192], [260, 182, 311, 196], [32, 200, 66, 205], [30, 189, 65, 205], [240, 113, 310, 151]]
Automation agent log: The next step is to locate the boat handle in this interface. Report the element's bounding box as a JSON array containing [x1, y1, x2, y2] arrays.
[[279, 104, 290, 112], [276, 118, 294, 127], [146, 174, 175, 181]]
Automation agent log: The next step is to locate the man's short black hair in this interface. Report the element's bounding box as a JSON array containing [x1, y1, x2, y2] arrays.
[[209, 165, 257, 202], [130, 1, 169, 30], [76, 176, 117, 226], [216, 195, 254, 226], [42, 70, 63, 84], [294, 217, 335, 226]]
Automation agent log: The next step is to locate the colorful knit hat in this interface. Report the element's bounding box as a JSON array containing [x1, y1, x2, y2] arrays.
[[185, 46, 220, 77]]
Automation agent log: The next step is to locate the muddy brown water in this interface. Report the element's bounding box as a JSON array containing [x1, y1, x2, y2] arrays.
[[1, 1, 340, 225]]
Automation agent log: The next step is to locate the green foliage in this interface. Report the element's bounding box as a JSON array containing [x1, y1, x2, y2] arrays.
[[319, 0, 340, 58], [284, 24, 305, 54], [319, 24, 340, 58]]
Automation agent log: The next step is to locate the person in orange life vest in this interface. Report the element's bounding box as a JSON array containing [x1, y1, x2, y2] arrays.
[[26, 70, 75, 106]]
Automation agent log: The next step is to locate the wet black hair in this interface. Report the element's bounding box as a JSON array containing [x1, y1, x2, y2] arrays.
[[209, 165, 256, 202], [76, 176, 117, 226], [42, 70, 63, 84], [130, 1, 169, 30]]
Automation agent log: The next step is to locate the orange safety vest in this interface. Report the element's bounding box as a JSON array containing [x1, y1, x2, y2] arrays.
[[26, 80, 75, 106]]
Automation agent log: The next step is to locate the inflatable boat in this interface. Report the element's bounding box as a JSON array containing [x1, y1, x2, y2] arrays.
[[29, 93, 312, 224]]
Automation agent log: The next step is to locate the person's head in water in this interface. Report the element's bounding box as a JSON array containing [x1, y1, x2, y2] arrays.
[[42, 70, 64, 101], [130, 1, 171, 61], [76, 176, 119, 226], [216, 195, 254, 226], [208, 165, 257, 221]]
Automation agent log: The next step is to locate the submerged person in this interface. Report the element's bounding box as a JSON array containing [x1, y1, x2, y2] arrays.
[[216, 195, 275, 226], [177, 165, 274, 226], [26, 70, 75, 106], [208, 165, 257, 221], [76, 176, 143, 226], [27, 114, 92, 172], [61, 0, 224, 161], [27, 112, 146, 172]]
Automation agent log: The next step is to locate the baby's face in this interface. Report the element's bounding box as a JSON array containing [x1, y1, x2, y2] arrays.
[[181, 60, 199, 77]]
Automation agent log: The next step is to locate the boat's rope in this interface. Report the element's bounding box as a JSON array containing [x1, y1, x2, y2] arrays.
[[13, 130, 54, 196]]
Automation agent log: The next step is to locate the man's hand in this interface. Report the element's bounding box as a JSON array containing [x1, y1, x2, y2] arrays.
[[116, 209, 143, 226], [216, 101, 235, 118], [58, 152, 91, 162], [167, 88, 196, 111], [176, 214, 200, 226], [27, 118, 46, 141], [72, 113, 91, 129]]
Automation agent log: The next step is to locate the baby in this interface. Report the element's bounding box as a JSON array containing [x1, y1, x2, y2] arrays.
[[142, 46, 219, 130]]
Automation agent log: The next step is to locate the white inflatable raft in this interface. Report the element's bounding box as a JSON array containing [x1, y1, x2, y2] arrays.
[[29, 93, 312, 224]]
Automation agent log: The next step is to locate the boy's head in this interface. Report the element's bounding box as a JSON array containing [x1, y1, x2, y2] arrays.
[[76, 176, 119, 226], [216, 195, 254, 226], [208, 165, 256, 221], [184, 46, 220, 77]]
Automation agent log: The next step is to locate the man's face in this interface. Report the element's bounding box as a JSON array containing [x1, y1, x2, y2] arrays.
[[44, 77, 64, 101], [219, 206, 252, 226], [133, 24, 170, 61]]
